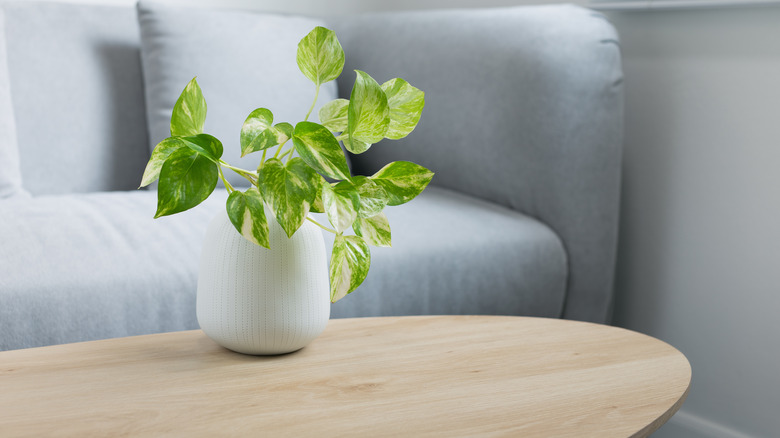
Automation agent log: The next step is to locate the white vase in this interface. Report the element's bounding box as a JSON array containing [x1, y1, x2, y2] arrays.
[[196, 208, 330, 355]]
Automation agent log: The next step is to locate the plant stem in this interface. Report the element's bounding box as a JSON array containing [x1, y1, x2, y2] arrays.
[[335, 133, 348, 142], [306, 217, 337, 234], [218, 165, 235, 193], [280, 148, 295, 162], [273, 139, 289, 160], [219, 160, 257, 185], [304, 83, 321, 122], [219, 160, 255, 176]]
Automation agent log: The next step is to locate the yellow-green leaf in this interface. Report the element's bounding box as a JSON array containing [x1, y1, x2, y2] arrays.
[[226, 188, 270, 249], [319, 98, 349, 132], [342, 134, 371, 154], [170, 77, 206, 137], [296, 26, 344, 86], [257, 157, 319, 237], [140, 137, 185, 188], [240, 108, 292, 156], [329, 235, 370, 302], [381, 78, 425, 140], [310, 175, 327, 214], [348, 70, 389, 144], [292, 121, 350, 180], [353, 212, 391, 247], [322, 181, 360, 233], [180, 133, 223, 163], [350, 176, 388, 218], [370, 161, 434, 206], [154, 147, 218, 218]]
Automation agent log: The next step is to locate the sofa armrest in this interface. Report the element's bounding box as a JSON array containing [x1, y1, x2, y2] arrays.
[[332, 5, 623, 323]]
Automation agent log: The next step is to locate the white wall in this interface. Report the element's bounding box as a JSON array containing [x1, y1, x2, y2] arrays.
[[607, 6, 780, 437], [15, 0, 780, 436]]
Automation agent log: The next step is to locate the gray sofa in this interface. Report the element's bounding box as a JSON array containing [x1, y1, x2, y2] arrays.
[[0, 1, 623, 350]]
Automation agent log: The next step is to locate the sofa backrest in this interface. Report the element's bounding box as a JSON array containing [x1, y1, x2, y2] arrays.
[[2, 2, 148, 195], [333, 5, 624, 322]]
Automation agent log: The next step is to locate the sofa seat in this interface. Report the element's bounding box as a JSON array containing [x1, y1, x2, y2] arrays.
[[0, 190, 226, 350], [0, 186, 567, 350], [325, 186, 568, 319]]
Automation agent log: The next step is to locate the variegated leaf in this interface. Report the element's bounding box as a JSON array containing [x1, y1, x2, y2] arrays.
[[342, 134, 371, 154], [240, 108, 271, 154], [319, 98, 349, 132], [154, 146, 218, 218], [329, 235, 371, 302], [226, 188, 270, 249], [275, 122, 293, 140], [381, 78, 425, 140], [322, 181, 360, 233], [353, 212, 391, 247], [180, 133, 223, 162], [240, 108, 293, 156], [370, 161, 434, 206], [350, 176, 389, 218], [292, 121, 350, 180], [170, 77, 206, 137], [257, 157, 318, 237], [140, 137, 185, 187], [296, 26, 344, 86], [348, 70, 389, 144], [310, 175, 326, 214]]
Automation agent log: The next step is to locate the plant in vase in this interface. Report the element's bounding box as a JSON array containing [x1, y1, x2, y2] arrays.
[[139, 26, 432, 354]]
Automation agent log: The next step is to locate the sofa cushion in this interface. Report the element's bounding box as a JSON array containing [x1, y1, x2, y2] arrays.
[[0, 8, 26, 199], [326, 187, 568, 318], [137, 2, 338, 188], [2, 2, 149, 195], [0, 190, 228, 351], [0, 186, 566, 350]]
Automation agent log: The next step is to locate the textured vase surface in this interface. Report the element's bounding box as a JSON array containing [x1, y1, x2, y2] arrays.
[[196, 209, 330, 355]]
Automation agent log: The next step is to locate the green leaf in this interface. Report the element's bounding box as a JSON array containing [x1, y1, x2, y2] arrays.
[[310, 176, 326, 214], [318, 98, 349, 132], [348, 70, 389, 144], [350, 176, 389, 218], [329, 235, 371, 302], [226, 188, 270, 249], [296, 26, 345, 86], [154, 146, 218, 218], [370, 161, 434, 206], [353, 212, 391, 247], [257, 157, 319, 237], [322, 181, 360, 233], [171, 77, 207, 137], [140, 137, 185, 187], [180, 134, 223, 162], [240, 108, 272, 154], [342, 135, 371, 155], [292, 121, 350, 180], [381, 78, 425, 140], [275, 122, 293, 139], [240, 109, 293, 156]]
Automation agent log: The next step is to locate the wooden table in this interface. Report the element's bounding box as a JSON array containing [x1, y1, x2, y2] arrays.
[[0, 316, 690, 437]]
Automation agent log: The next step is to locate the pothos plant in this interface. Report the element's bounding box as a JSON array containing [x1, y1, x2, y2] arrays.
[[139, 26, 433, 303]]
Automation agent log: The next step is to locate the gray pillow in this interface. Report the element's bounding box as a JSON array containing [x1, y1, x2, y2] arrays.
[[3, 2, 149, 196], [137, 2, 338, 187], [0, 8, 26, 199]]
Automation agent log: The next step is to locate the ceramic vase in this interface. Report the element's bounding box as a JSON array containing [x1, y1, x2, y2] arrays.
[[196, 209, 330, 355]]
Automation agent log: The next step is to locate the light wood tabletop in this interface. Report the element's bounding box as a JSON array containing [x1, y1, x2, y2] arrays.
[[0, 315, 690, 437]]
